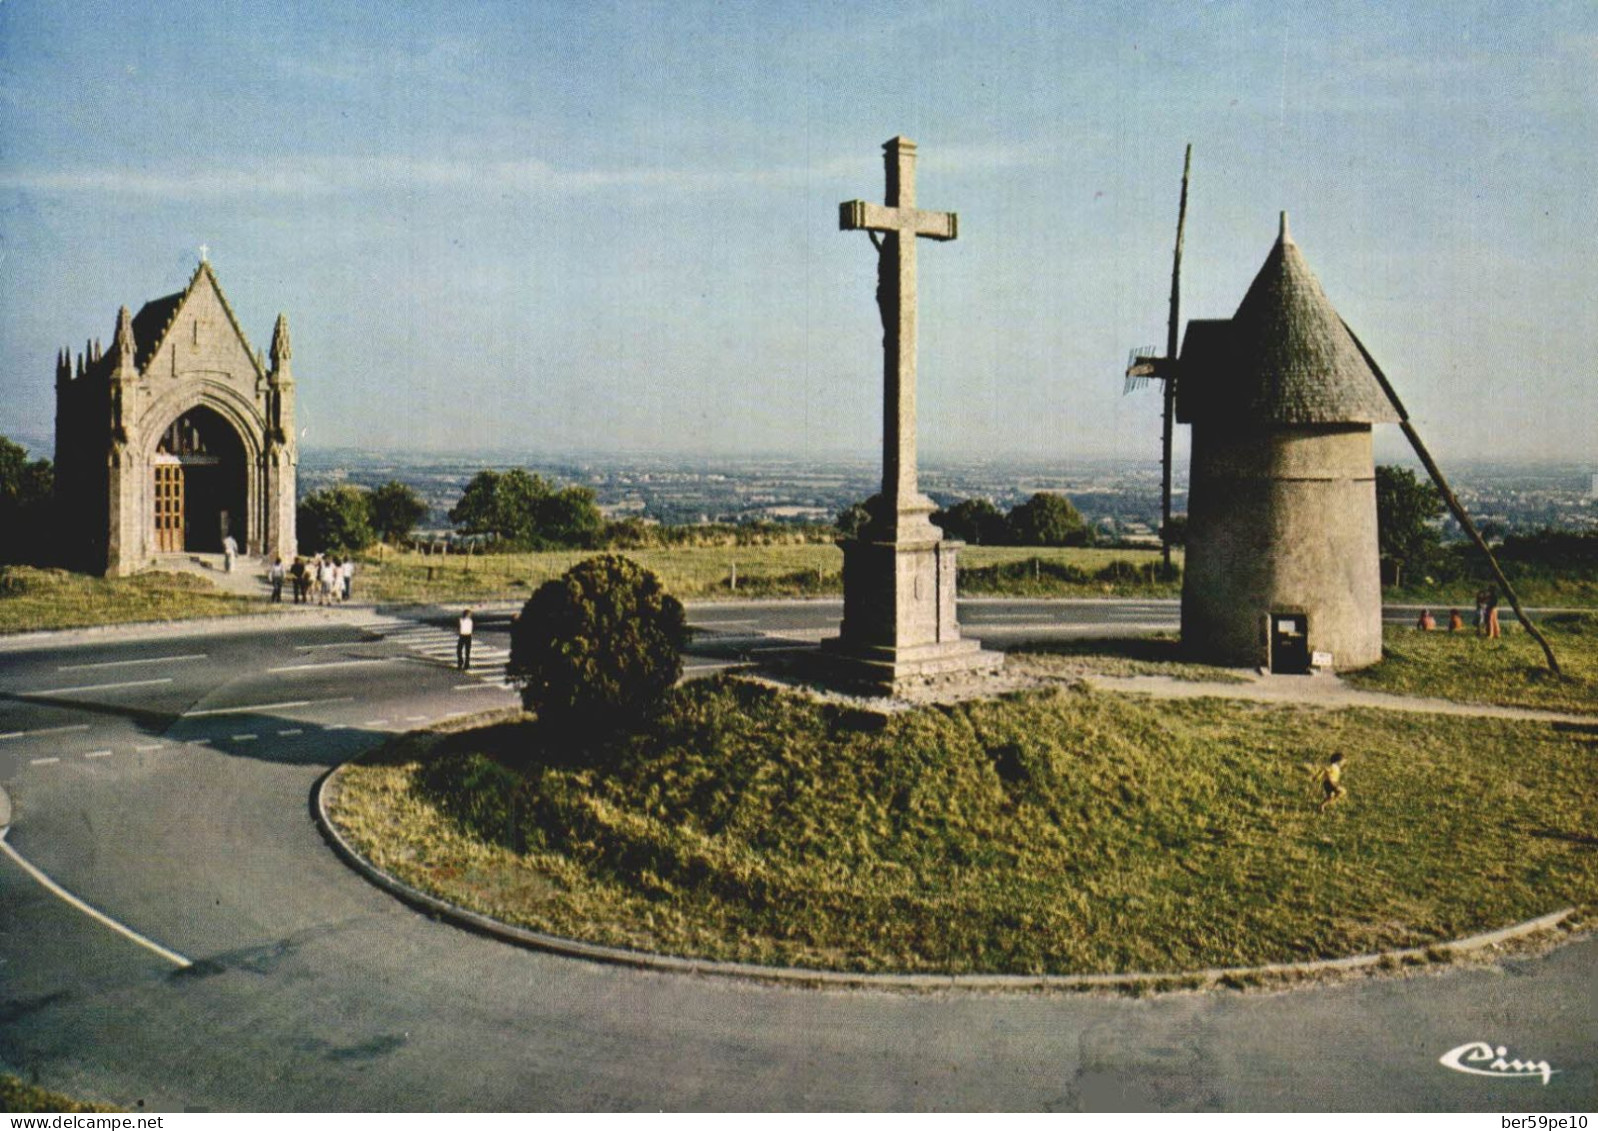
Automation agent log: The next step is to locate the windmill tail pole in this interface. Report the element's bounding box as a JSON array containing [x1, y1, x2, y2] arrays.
[[1342, 321, 1562, 678], [1160, 143, 1193, 574]]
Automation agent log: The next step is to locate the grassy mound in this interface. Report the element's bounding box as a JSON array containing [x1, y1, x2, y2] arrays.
[[0, 566, 255, 633], [1346, 614, 1598, 716], [331, 677, 1597, 975]]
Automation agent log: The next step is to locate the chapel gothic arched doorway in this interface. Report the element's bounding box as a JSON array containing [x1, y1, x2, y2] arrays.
[[152, 406, 248, 554]]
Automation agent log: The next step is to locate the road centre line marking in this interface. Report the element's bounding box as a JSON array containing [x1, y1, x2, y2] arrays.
[[133, 743, 167, 752], [84, 750, 113, 759], [0, 724, 92, 741], [266, 658, 398, 673], [57, 653, 206, 672], [277, 728, 303, 736], [688, 619, 757, 627], [182, 696, 353, 718], [25, 677, 174, 696], [971, 613, 1064, 621], [452, 683, 507, 692], [404, 715, 428, 722], [29, 757, 60, 766], [232, 734, 258, 742], [362, 719, 390, 727], [0, 830, 192, 968], [295, 640, 389, 651], [186, 738, 212, 746], [326, 723, 349, 731]]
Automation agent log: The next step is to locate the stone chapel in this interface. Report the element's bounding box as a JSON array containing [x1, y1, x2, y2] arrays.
[[54, 259, 297, 575]]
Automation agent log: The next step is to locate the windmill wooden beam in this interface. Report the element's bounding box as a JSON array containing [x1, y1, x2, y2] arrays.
[[1119, 145, 1191, 571]]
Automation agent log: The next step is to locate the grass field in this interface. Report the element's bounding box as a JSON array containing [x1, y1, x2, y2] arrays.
[[1345, 614, 1598, 716], [0, 566, 256, 634], [1386, 577, 1598, 611], [330, 668, 1597, 976], [356, 544, 1181, 605]]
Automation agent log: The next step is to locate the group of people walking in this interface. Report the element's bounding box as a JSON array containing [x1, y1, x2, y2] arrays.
[[267, 554, 355, 605], [1413, 586, 1500, 638]]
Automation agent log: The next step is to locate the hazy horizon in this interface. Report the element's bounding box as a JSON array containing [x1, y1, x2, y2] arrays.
[[3, 3, 1594, 466]]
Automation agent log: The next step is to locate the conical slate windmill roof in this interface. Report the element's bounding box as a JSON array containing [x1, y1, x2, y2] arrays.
[[1176, 214, 1400, 426]]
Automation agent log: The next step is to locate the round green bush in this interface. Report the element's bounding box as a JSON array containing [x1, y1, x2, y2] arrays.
[[507, 554, 688, 742]]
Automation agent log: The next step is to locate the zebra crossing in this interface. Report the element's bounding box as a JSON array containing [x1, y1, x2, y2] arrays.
[[377, 622, 516, 688]]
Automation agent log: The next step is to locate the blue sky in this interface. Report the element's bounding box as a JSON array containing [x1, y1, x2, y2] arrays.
[[2, 1, 1594, 464]]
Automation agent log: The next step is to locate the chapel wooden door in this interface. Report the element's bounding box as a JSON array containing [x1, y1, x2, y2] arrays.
[[154, 463, 185, 552]]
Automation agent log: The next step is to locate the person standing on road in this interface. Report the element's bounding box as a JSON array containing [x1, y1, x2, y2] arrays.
[[457, 609, 474, 671], [223, 533, 238, 573], [290, 557, 306, 603], [268, 556, 285, 603], [342, 557, 355, 602], [1485, 586, 1502, 639]]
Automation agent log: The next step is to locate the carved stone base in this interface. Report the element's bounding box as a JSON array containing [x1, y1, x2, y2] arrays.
[[816, 636, 1005, 696], [816, 531, 1003, 696]]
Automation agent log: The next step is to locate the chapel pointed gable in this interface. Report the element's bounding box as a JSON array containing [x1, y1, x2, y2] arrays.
[[134, 261, 266, 388]]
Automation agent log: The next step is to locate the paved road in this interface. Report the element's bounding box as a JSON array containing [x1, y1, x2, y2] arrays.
[[0, 602, 1591, 1111]]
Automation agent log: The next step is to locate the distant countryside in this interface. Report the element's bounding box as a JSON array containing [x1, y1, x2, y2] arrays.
[[2, 436, 1596, 625]]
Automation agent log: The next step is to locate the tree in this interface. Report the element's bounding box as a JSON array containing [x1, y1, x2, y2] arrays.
[[1005, 492, 1090, 547], [536, 484, 604, 549], [1375, 465, 1443, 588], [297, 485, 375, 555], [369, 480, 428, 544], [0, 435, 55, 565], [932, 498, 1008, 545], [507, 555, 688, 747], [449, 469, 602, 549], [835, 495, 881, 540]]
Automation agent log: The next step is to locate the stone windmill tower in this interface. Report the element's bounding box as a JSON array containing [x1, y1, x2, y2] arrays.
[[1176, 214, 1400, 672]]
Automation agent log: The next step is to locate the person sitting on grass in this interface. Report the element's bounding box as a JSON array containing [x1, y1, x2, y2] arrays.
[[1415, 609, 1435, 631], [1448, 608, 1463, 632]]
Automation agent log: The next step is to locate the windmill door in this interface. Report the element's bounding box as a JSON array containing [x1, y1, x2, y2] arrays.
[[154, 463, 185, 553], [1270, 612, 1310, 675]]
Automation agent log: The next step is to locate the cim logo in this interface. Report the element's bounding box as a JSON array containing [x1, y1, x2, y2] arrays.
[[1440, 1042, 1558, 1085]]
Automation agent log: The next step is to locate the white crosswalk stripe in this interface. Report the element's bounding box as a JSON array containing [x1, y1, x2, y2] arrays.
[[387, 624, 515, 687]]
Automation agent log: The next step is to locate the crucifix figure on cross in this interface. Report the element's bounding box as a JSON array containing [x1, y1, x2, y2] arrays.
[[840, 135, 957, 542]]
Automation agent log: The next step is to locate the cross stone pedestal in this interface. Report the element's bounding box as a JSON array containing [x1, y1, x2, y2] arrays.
[[819, 136, 1002, 696], [822, 528, 1000, 695]]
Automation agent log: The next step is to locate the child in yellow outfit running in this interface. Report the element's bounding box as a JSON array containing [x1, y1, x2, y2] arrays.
[[1317, 753, 1347, 812]]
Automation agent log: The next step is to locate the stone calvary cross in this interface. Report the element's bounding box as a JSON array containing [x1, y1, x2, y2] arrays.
[[821, 136, 1001, 695], [839, 135, 956, 541]]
